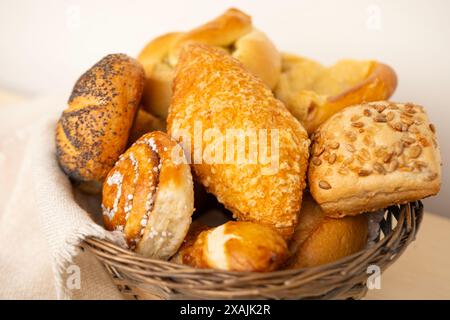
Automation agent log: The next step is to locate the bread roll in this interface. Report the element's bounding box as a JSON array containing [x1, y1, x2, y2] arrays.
[[309, 101, 441, 217], [285, 194, 368, 268], [128, 109, 166, 145], [275, 53, 397, 134], [56, 54, 144, 183], [138, 8, 281, 119], [167, 43, 310, 239], [172, 221, 287, 272], [102, 131, 194, 259]]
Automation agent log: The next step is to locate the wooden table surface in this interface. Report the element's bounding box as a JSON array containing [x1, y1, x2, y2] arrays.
[[1, 89, 449, 300]]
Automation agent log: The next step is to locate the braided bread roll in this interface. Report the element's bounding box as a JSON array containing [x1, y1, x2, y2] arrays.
[[138, 8, 281, 119], [168, 43, 310, 240], [102, 131, 194, 259], [56, 54, 144, 185], [171, 221, 288, 272]]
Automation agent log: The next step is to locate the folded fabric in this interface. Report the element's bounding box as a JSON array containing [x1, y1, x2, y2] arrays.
[[0, 97, 125, 299]]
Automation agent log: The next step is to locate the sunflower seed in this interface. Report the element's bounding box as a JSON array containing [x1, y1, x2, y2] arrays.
[[373, 104, 386, 113], [388, 159, 399, 172], [408, 145, 422, 158], [383, 152, 393, 163], [374, 114, 387, 122], [312, 157, 322, 166], [329, 141, 340, 149], [319, 180, 332, 190], [338, 167, 350, 175], [429, 123, 436, 133], [358, 169, 372, 176], [373, 162, 386, 174], [352, 121, 364, 128], [363, 109, 372, 117], [386, 112, 395, 121], [328, 153, 337, 164], [394, 142, 404, 156]]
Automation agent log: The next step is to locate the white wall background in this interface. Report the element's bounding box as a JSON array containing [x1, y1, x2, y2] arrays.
[[0, 0, 448, 215]]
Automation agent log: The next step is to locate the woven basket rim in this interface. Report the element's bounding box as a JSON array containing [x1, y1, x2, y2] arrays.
[[84, 201, 423, 299]]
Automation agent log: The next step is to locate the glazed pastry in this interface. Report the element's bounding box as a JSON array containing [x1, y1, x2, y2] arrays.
[[128, 109, 166, 145], [309, 101, 441, 217], [138, 8, 281, 118], [274, 53, 397, 133], [285, 194, 368, 268], [167, 43, 310, 239], [171, 221, 287, 272], [102, 131, 194, 259], [56, 54, 144, 183]]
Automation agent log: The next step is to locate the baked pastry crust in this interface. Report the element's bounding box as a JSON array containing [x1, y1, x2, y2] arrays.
[[275, 54, 397, 134], [172, 221, 288, 272], [308, 101, 441, 217], [102, 131, 194, 259], [128, 109, 166, 145], [56, 54, 144, 183], [285, 194, 368, 268], [137, 8, 281, 119], [167, 43, 310, 239]]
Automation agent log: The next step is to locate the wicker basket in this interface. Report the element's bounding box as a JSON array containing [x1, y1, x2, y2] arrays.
[[85, 201, 423, 300]]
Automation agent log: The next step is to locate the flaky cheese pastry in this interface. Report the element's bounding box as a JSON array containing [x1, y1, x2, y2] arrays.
[[167, 43, 310, 239], [138, 8, 281, 119], [102, 131, 194, 259], [171, 221, 287, 272], [56, 54, 144, 184], [275, 53, 397, 134], [309, 101, 441, 217], [285, 194, 368, 268]]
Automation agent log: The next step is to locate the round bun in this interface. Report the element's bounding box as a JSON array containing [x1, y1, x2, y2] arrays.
[[137, 8, 281, 119], [56, 54, 144, 183], [172, 221, 288, 272], [102, 131, 194, 259], [274, 53, 397, 134], [309, 101, 441, 217], [168, 43, 310, 240], [285, 194, 368, 268]]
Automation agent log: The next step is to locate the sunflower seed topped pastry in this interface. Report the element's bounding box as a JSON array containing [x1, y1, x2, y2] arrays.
[[308, 101, 441, 217]]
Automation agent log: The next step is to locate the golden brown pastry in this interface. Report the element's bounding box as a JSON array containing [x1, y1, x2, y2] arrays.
[[128, 109, 166, 145], [102, 131, 194, 259], [138, 8, 281, 119], [309, 101, 441, 217], [167, 43, 310, 240], [171, 221, 287, 272], [274, 53, 397, 134], [56, 54, 144, 183], [285, 194, 368, 268]]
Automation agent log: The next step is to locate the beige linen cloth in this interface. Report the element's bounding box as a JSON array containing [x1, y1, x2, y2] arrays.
[[0, 97, 126, 299]]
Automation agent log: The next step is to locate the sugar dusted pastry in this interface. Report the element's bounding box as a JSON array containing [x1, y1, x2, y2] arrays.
[[167, 43, 310, 239], [171, 221, 288, 272], [102, 131, 194, 259], [138, 8, 281, 119], [285, 194, 368, 268], [309, 101, 441, 217], [56, 54, 144, 184]]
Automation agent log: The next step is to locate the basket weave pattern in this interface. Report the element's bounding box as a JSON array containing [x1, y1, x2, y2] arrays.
[[85, 201, 423, 300]]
